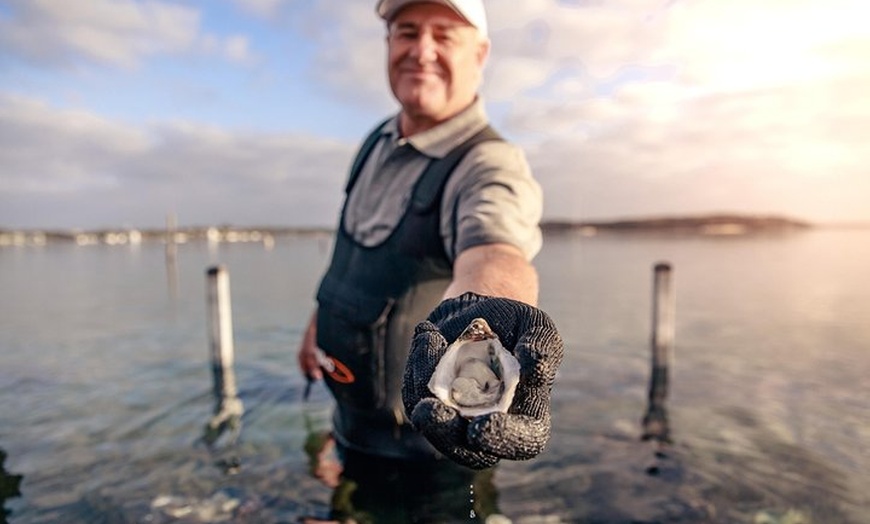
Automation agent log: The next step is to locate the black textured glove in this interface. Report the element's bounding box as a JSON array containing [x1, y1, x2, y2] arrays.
[[402, 292, 564, 470]]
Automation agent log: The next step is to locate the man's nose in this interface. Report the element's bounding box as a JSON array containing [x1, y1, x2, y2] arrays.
[[408, 32, 438, 62]]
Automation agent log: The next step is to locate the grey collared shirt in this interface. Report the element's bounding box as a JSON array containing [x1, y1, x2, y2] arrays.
[[343, 99, 542, 262]]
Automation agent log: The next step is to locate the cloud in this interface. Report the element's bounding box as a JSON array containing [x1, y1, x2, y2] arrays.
[[230, 0, 288, 17], [200, 33, 258, 65], [223, 35, 253, 64], [0, 0, 254, 69], [3, 0, 870, 228], [517, 71, 870, 221], [478, 0, 870, 222], [232, 0, 299, 18], [0, 95, 149, 192], [0, 94, 355, 229], [655, 0, 870, 91], [295, 2, 395, 111]]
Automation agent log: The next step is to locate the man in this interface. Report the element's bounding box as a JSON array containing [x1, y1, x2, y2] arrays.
[[297, 0, 562, 476]]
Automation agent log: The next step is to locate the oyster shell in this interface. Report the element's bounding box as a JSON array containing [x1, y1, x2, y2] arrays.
[[428, 318, 521, 418]]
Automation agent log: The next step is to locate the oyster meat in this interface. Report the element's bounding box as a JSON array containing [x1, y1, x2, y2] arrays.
[[428, 318, 521, 418]]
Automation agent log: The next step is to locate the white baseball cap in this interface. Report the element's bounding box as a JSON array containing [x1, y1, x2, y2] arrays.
[[376, 0, 488, 38]]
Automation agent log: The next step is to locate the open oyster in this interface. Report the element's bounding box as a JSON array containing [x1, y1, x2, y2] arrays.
[[428, 318, 521, 418]]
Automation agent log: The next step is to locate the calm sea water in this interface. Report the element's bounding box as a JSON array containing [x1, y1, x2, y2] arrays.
[[1, 230, 868, 523]]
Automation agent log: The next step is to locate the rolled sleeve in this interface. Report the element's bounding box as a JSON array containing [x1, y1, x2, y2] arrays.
[[442, 140, 543, 262]]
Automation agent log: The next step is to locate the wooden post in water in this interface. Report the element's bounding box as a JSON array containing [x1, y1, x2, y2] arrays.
[[642, 262, 674, 443], [203, 265, 244, 450], [165, 213, 179, 298], [207, 265, 238, 400]]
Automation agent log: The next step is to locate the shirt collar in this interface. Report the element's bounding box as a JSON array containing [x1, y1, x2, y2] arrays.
[[382, 98, 489, 159]]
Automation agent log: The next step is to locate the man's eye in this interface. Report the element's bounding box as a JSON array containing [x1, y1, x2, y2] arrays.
[[435, 32, 457, 44], [394, 29, 419, 40]]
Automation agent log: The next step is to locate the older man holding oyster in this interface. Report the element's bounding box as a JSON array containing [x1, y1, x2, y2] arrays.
[[296, 0, 563, 515]]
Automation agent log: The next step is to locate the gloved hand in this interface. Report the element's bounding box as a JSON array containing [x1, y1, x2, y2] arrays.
[[402, 292, 564, 470]]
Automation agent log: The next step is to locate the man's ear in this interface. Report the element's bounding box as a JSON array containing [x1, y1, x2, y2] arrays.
[[476, 37, 491, 68]]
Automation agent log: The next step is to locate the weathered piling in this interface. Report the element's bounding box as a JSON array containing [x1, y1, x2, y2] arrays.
[[642, 262, 674, 443], [203, 265, 244, 451], [207, 265, 238, 399], [0, 448, 23, 512], [165, 213, 179, 298]]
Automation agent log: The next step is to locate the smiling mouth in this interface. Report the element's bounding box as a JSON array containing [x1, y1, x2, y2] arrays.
[[400, 69, 442, 81]]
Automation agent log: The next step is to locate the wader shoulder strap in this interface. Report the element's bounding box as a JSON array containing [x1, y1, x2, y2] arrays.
[[345, 118, 391, 195], [410, 124, 502, 213]]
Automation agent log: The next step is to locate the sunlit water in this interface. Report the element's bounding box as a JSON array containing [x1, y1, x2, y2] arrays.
[[1, 230, 868, 523]]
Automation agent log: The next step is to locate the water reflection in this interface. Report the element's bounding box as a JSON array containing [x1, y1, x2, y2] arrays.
[[302, 431, 501, 523], [3, 233, 869, 521], [0, 448, 23, 523], [200, 382, 244, 476]]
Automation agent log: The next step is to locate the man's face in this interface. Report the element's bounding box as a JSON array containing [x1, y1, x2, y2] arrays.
[[387, 3, 489, 126]]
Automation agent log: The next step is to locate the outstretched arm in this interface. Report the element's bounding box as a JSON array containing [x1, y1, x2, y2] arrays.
[[443, 243, 539, 306]]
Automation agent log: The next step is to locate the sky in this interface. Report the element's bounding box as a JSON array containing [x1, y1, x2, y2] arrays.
[[1, 0, 869, 230]]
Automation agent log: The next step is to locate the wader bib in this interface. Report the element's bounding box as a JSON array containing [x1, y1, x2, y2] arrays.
[[315, 123, 501, 459]]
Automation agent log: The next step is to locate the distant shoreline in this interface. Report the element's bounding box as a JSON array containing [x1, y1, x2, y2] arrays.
[[2, 214, 869, 247], [0, 225, 332, 247], [540, 213, 816, 236]]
